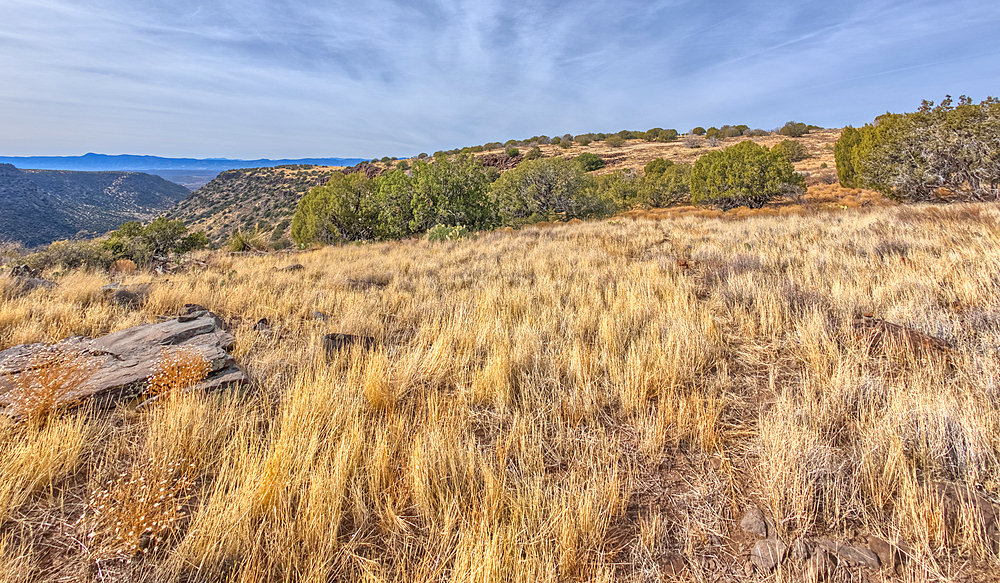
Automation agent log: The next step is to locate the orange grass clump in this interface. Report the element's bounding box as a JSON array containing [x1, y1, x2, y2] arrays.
[[145, 347, 211, 397], [3, 347, 98, 423]]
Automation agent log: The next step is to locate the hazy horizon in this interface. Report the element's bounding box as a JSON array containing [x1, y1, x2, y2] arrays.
[[3, 0, 999, 160]]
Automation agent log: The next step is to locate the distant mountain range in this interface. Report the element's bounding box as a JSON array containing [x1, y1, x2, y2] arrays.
[[0, 164, 191, 247], [0, 154, 368, 189]]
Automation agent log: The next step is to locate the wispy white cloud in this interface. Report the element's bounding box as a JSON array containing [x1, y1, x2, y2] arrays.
[[1, 0, 998, 158]]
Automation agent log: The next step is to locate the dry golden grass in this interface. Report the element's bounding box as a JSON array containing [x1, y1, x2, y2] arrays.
[[1, 202, 999, 581]]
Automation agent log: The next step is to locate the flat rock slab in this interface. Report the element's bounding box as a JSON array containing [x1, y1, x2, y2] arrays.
[[0, 312, 245, 416]]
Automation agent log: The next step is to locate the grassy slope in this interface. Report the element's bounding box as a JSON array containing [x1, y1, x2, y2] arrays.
[[2, 202, 1000, 581]]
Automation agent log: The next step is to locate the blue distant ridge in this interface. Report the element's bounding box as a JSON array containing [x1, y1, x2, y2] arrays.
[[0, 153, 368, 172]]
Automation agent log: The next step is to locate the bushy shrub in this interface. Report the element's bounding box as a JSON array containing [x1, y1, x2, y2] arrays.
[[558, 140, 573, 149], [561, 134, 574, 143], [396, 160, 410, 170], [705, 127, 722, 139], [291, 172, 379, 245], [426, 224, 470, 242], [744, 128, 769, 137], [605, 135, 626, 148], [489, 157, 613, 225], [683, 136, 703, 149], [524, 147, 543, 161], [643, 158, 674, 178], [834, 126, 862, 189], [772, 139, 809, 162], [691, 140, 805, 210], [638, 163, 692, 207], [551, 137, 562, 145], [596, 169, 642, 209], [506, 147, 520, 158], [849, 96, 1000, 201], [691, 127, 706, 136], [575, 152, 605, 172], [721, 125, 748, 138], [780, 121, 809, 137], [28, 239, 113, 271], [103, 217, 208, 265], [575, 135, 592, 146], [706, 136, 722, 147], [657, 129, 679, 142], [417, 153, 429, 159]]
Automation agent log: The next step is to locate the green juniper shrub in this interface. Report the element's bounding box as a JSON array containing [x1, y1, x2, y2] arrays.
[[849, 96, 1000, 202], [558, 140, 573, 149], [551, 137, 562, 145], [605, 135, 626, 148], [705, 127, 722, 139], [489, 157, 614, 225], [834, 126, 863, 188], [27, 239, 114, 271], [524, 147, 543, 161], [396, 160, 410, 171], [575, 152, 606, 172], [691, 140, 805, 210], [575, 136, 592, 146], [780, 121, 810, 137], [643, 158, 674, 179], [638, 163, 692, 207], [506, 148, 521, 158], [772, 139, 809, 162], [691, 127, 706, 136], [104, 217, 208, 265], [596, 169, 642, 209]]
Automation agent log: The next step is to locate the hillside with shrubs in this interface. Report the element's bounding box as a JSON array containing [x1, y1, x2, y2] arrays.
[[0, 165, 189, 247], [2, 97, 1000, 582]]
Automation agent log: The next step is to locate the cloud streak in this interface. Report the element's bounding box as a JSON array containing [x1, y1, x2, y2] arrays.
[[1, 0, 998, 158]]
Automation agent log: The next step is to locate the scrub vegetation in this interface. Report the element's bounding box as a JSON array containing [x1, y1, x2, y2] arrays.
[[2, 199, 1000, 581]]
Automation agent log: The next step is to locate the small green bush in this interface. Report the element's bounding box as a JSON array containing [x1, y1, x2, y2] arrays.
[[27, 240, 113, 271], [834, 126, 862, 188], [643, 158, 674, 178], [558, 140, 573, 149], [691, 127, 706, 136], [705, 127, 722, 139], [780, 121, 809, 138], [575, 153, 605, 172], [506, 148, 521, 158], [426, 224, 470, 242], [638, 164, 692, 207], [104, 217, 208, 265], [396, 160, 410, 170], [772, 139, 809, 162], [575, 136, 592, 146], [604, 135, 626, 148], [691, 140, 805, 210], [524, 147, 543, 161]]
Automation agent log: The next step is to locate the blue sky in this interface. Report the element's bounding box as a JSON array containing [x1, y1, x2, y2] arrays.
[[2, 0, 998, 159]]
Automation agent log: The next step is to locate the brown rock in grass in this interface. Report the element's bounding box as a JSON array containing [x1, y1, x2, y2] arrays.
[[750, 538, 787, 573], [740, 507, 769, 538], [851, 314, 954, 364], [0, 312, 245, 418]]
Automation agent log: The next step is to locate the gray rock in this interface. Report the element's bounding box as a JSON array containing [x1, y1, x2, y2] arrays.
[[865, 535, 898, 570], [323, 333, 377, 354], [10, 265, 39, 278], [740, 507, 768, 538], [6, 277, 57, 297], [108, 289, 142, 309], [790, 538, 811, 562], [0, 312, 245, 417], [750, 538, 787, 573], [278, 264, 305, 272], [816, 539, 880, 568], [806, 548, 835, 581]]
